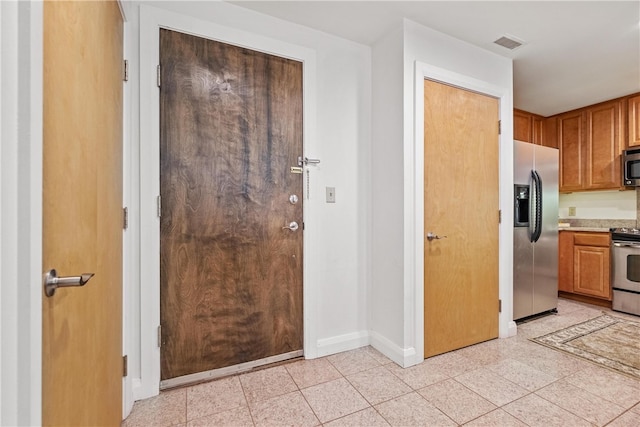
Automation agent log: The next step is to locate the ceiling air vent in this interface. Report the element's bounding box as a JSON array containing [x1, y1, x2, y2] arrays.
[[493, 35, 524, 50]]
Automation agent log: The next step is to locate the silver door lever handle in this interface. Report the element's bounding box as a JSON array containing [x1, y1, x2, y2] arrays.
[[426, 232, 447, 241], [44, 269, 94, 297], [283, 221, 299, 232], [297, 156, 321, 166]]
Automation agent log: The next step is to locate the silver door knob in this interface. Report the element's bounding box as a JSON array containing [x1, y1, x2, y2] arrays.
[[283, 221, 299, 232], [43, 269, 94, 297], [426, 232, 447, 241]]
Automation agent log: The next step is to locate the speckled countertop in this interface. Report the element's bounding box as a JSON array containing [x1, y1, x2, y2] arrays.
[[558, 227, 610, 233], [557, 218, 636, 232]]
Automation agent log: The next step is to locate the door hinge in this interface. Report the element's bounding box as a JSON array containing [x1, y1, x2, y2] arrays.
[[123, 355, 128, 377], [498, 120, 501, 135], [157, 325, 162, 348], [123, 59, 129, 82], [157, 195, 162, 218], [499, 299, 502, 313], [498, 209, 502, 224], [123, 207, 129, 230], [157, 64, 161, 88]]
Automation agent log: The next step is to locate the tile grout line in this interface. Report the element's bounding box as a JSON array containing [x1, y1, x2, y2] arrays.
[[237, 373, 258, 427], [283, 361, 324, 426]]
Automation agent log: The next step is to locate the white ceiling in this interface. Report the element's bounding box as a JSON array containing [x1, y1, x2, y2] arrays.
[[228, 1, 640, 117]]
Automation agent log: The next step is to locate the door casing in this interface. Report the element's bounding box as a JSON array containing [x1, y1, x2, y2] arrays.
[[0, 1, 44, 424], [137, 5, 318, 399], [411, 61, 516, 364]]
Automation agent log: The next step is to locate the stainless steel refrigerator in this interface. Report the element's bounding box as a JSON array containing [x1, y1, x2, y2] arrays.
[[513, 140, 559, 320]]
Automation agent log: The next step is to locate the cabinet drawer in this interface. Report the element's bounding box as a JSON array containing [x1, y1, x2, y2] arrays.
[[574, 233, 610, 247]]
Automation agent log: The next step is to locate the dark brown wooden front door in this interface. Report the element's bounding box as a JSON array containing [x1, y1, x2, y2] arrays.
[[159, 29, 304, 381]]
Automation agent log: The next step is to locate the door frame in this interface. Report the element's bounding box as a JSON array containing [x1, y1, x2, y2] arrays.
[[0, 1, 43, 424], [411, 61, 517, 364], [138, 5, 318, 399]]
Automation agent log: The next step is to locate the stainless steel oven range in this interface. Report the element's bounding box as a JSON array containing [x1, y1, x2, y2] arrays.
[[611, 228, 640, 316]]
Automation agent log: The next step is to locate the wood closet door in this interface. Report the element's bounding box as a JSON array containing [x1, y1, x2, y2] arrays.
[[423, 79, 499, 358], [159, 29, 304, 381], [43, 0, 123, 424]]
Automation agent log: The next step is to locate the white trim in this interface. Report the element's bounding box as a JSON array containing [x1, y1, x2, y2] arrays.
[[121, 5, 134, 419], [316, 331, 370, 358], [137, 5, 317, 399], [410, 61, 513, 365], [0, 0, 43, 424], [369, 331, 415, 367]]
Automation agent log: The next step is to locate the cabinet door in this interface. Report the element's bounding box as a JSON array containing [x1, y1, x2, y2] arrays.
[[573, 245, 611, 299], [585, 100, 624, 189], [559, 111, 586, 191], [533, 116, 544, 146], [558, 231, 574, 292], [629, 94, 640, 147], [544, 116, 558, 149], [514, 109, 533, 143]]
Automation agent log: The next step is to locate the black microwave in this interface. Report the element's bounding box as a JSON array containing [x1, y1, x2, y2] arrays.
[[623, 148, 640, 186]]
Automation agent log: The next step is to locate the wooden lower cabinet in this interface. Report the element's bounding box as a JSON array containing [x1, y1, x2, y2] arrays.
[[558, 231, 574, 292], [574, 245, 611, 299], [558, 231, 612, 302]]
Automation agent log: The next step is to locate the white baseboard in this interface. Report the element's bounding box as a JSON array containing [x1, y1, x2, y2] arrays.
[[506, 320, 518, 337], [315, 330, 370, 358], [131, 378, 150, 402], [369, 331, 419, 367]]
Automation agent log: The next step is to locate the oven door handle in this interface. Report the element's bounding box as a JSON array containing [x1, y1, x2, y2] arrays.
[[613, 242, 640, 248]]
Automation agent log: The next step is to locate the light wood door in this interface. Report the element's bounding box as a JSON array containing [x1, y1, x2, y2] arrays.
[[159, 30, 303, 381], [423, 80, 499, 358], [43, 1, 123, 425]]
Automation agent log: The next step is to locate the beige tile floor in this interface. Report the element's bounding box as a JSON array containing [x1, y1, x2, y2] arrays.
[[122, 299, 640, 426]]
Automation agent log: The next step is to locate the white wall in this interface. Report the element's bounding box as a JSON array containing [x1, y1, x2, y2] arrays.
[[0, 1, 43, 425], [370, 26, 405, 362], [404, 19, 516, 345], [125, 0, 372, 402], [559, 190, 637, 220], [371, 19, 515, 367]]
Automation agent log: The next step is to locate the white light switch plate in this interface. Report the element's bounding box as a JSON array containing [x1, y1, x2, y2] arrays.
[[326, 187, 336, 203]]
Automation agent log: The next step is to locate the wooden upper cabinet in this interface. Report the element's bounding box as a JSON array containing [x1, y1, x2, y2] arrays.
[[532, 116, 544, 146], [514, 109, 533, 142], [518, 92, 636, 192], [514, 109, 552, 147], [558, 110, 586, 191], [558, 99, 625, 192], [544, 116, 558, 148], [629, 94, 640, 147], [586, 99, 624, 189]]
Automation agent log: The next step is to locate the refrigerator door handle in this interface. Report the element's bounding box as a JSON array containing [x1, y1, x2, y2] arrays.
[[530, 170, 543, 243]]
